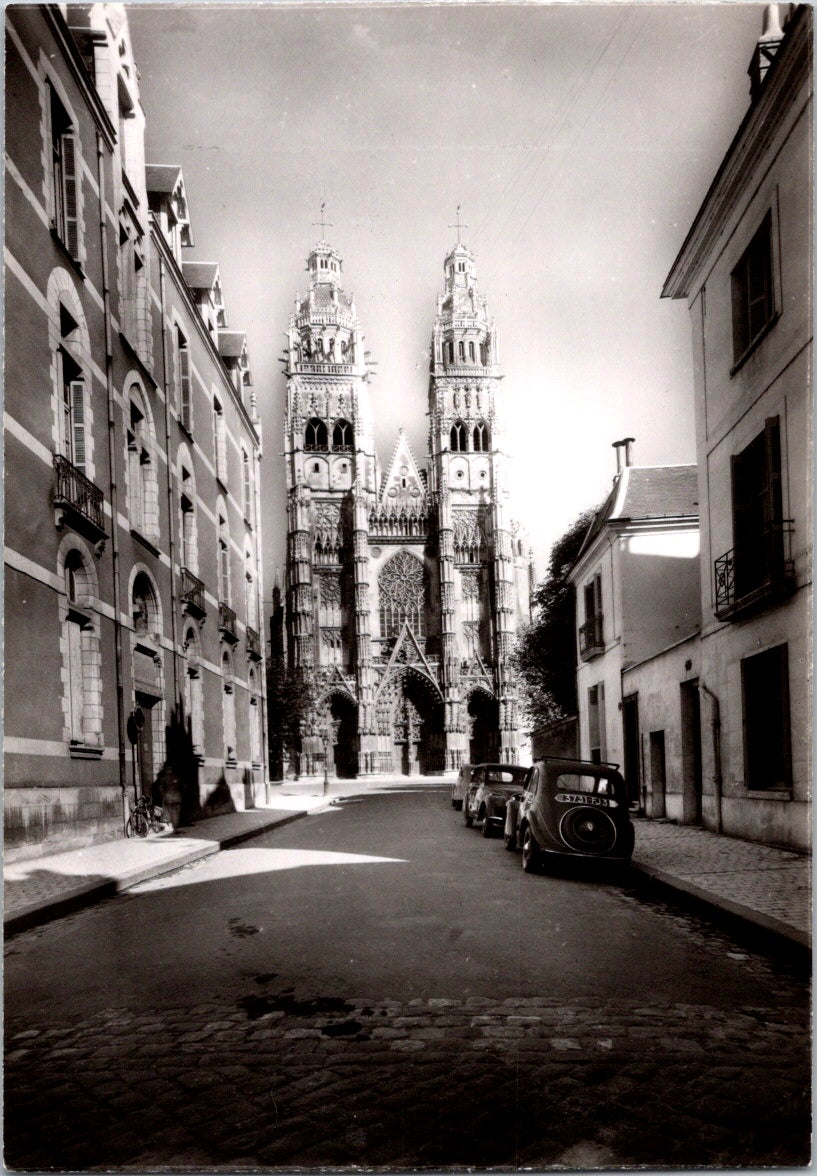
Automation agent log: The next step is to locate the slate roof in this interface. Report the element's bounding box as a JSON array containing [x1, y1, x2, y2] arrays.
[[578, 465, 698, 559], [145, 165, 182, 194], [218, 331, 246, 359], [182, 262, 219, 290]]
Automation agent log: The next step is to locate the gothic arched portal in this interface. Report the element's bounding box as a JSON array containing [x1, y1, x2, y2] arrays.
[[467, 689, 499, 765], [324, 691, 359, 779], [379, 667, 444, 776]]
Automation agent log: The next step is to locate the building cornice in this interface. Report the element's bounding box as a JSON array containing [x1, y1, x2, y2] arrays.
[[662, 6, 812, 300]]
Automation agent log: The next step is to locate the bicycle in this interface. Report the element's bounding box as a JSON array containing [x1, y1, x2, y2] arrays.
[[126, 795, 166, 838]]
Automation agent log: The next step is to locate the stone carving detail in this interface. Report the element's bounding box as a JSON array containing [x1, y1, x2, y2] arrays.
[[460, 570, 480, 599], [453, 510, 485, 563], [379, 551, 424, 611], [318, 575, 341, 605]]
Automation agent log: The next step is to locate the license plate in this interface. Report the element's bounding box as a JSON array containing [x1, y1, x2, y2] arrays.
[[555, 793, 611, 808]]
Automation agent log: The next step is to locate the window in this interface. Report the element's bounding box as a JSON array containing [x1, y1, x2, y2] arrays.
[[332, 419, 354, 451], [213, 397, 227, 483], [242, 449, 253, 523], [458, 341, 465, 361], [588, 683, 606, 763], [450, 420, 467, 452], [218, 511, 230, 604], [473, 422, 489, 452], [49, 83, 80, 259], [180, 463, 198, 574], [447, 340, 454, 364], [127, 387, 158, 538], [176, 328, 192, 432], [248, 667, 262, 766], [378, 551, 425, 639], [730, 417, 785, 602], [222, 651, 237, 764], [182, 625, 204, 755], [61, 548, 102, 748], [305, 418, 328, 451], [579, 573, 604, 658], [742, 644, 791, 791], [468, 341, 475, 362], [731, 212, 775, 365], [58, 345, 85, 472]]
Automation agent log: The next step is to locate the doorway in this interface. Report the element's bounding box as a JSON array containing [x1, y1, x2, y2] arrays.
[[649, 729, 667, 818], [622, 692, 641, 809], [680, 679, 703, 824], [134, 691, 158, 801], [467, 691, 499, 765]]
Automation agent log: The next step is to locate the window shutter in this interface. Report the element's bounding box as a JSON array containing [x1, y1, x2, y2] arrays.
[[70, 380, 86, 471], [61, 132, 80, 259], [179, 346, 192, 430]]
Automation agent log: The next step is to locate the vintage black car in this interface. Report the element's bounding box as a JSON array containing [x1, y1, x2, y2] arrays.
[[464, 763, 531, 837], [504, 756, 634, 870]]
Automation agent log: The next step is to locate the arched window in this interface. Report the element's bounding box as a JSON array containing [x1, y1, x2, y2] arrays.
[[182, 625, 204, 755], [458, 340, 465, 361], [447, 340, 454, 364], [378, 551, 426, 639], [473, 421, 490, 452], [132, 571, 159, 637], [58, 304, 86, 472], [332, 419, 354, 451], [127, 384, 159, 539], [305, 418, 328, 451], [222, 649, 237, 763], [245, 547, 258, 630], [450, 420, 467, 452], [468, 341, 475, 362], [60, 545, 102, 748]]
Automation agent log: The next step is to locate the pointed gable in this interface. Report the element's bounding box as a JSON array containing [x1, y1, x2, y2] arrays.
[[380, 429, 426, 507]]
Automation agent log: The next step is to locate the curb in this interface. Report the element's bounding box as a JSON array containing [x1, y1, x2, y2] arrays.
[[630, 860, 811, 952], [4, 809, 310, 939]]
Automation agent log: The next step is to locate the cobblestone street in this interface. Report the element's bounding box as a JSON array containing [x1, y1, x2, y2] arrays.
[[5, 789, 810, 1169]]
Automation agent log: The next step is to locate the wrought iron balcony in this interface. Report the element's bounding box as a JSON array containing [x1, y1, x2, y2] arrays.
[[714, 522, 795, 620], [180, 567, 206, 620], [219, 601, 238, 644], [246, 625, 262, 661], [53, 454, 106, 544], [578, 614, 605, 661]]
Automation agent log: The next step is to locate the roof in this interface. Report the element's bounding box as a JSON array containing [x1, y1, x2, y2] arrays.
[[182, 262, 219, 290], [577, 465, 698, 560], [145, 164, 182, 194], [218, 331, 247, 359]]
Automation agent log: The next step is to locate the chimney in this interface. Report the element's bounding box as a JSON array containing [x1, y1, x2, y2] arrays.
[[612, 437, 635, 473], [748, 4, 785, 102]]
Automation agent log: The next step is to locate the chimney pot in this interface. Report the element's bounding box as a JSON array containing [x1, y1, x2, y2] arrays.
[[623, 437, 635, 467]]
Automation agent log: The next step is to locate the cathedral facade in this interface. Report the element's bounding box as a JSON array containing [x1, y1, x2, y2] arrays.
[[282, 235, 532, 778]]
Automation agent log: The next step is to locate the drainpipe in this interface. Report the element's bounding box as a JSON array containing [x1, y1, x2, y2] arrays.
[[699, 681, 723, 834], [96, 131, 127, 834], [157, 251, 181, 705]]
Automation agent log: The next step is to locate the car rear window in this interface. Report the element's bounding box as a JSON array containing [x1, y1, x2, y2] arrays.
[[486, 769, 527, 785], [556, 773, 612, 796]]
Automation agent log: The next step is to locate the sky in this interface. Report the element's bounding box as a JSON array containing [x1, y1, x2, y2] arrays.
[[127, 1, 766, 607]]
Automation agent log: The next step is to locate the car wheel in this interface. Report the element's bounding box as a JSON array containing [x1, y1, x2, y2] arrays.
[[521, 826, 541, 874], [504, 830, 517, 852], [463, 803, 473, 828], [454, 799, 463, 811], [481, 810, 494, 838]]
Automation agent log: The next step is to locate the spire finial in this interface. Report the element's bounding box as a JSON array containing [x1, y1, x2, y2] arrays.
[[449, 204, 468, 245], [313, 200, 333, 238]]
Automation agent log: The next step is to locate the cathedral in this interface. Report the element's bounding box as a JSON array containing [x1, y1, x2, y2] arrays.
[[281, 230, 532, 778]]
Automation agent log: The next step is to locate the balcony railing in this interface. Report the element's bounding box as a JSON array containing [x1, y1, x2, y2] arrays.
[[246, 626, 262, 661], [297, 362, 354, 375], [219, 601, 238, 644], [53, 454, 106, 539], [180, 567, 206, 620], [714, 522, 795, 620], [578, 614, 605, 661]]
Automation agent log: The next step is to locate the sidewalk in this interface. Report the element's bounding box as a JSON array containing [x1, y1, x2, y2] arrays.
[[4, 782, 811, 950]]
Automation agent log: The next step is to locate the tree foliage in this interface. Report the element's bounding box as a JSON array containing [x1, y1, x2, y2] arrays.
[[513, 507, 598, 727], [266, 661, 319, 780]]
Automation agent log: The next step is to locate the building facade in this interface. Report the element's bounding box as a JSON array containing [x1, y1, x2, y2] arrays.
[[569, 442, 701, 805], [281, 237, 531, 777], [662, 3, 812, 850], [5, 4, 266, 860]]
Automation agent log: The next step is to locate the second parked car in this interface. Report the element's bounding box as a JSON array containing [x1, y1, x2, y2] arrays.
[[451, 763, 475, 811], [464, 763, 530, 837]]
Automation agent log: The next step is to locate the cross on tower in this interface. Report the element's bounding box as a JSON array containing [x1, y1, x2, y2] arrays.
[[313, 201, 333, 238], [449, 204, 468, 244]]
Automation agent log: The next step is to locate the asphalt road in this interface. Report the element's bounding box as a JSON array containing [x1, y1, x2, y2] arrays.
[[5, 784, 811, 1170]]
